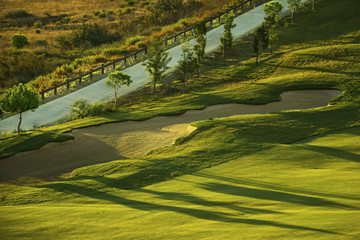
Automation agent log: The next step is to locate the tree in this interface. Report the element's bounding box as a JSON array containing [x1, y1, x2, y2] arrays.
[[220, 13, 236, 59], [253, 24, 269, 64], [143, 39, 172, 94], [264, 15, 277, 54], [193, 20, 207, 77], [11, 33, 29, 49], [106, 71, 132, 107], [264, 1, 283, 23], [287, 0, 301, 23], [312, 0, 315, 12], [177, 41, 197, 92], [0, 83, 40, 134]]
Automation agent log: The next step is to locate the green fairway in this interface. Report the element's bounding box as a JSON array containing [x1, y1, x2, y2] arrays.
[[1, 0, 360, 238], [1, 127, 359, 239]]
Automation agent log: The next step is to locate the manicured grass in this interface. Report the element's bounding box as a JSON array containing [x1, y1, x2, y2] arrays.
[[0, 126, 359, 239], [0, 0, 360, 238]]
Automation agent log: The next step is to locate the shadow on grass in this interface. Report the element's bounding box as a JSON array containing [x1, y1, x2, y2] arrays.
[[294, 144, 360, 163], [37, 181, 342, 236], [199, 182, 358, 210], [192, 171, 360, 202]]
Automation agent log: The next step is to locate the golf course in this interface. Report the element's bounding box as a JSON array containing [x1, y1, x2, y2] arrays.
[[0, 0, 359, 239]]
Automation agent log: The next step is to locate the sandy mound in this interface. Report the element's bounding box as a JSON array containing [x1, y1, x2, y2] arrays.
[[0, 90, 341, 183]]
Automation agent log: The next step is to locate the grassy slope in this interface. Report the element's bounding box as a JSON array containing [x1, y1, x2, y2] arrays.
[[0, 127, 359, 239], [0, 0, 360, 238]]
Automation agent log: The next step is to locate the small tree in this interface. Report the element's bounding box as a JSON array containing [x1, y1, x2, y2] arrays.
[[253, 24, 269, 64], [0, 83, 40, 134], [11, 33, 29, 49], [264, 1, 283, 23], [287, 0, 301, 23], [220, 13, 236, 59], [193, 20, 207, 78], [143, 39, 172, 94], [264, 15, 277, 54], [177, 41, 197, 92], [106, 71, 132, 107]]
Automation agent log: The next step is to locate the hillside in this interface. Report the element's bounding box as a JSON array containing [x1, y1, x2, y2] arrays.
[[0, 0, 360, 239]]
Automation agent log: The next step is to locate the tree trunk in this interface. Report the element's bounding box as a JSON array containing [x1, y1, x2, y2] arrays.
[[256, 42, 261, 64], [114, 91, 117, 108], [197, 58, 200, 78], [17, 112, 22, 134], [153, 82, 156, 94], [183, 75, 186, 93], [312, 0, 315, 12]]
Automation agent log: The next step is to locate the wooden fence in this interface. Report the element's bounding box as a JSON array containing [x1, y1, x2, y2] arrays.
[[40, 0, 269, 99]]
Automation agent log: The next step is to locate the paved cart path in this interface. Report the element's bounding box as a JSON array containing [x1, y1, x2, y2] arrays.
[[0, 0, 310, 133]]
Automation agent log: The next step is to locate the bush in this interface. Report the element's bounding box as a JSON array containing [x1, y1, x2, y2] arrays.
[[70, 99, 90, 119], [11, 33, 29, 49], [33, 20, 43, 28], [125, 35, 146, 46], [34, 28, 41, 34], [61, 16, 70, 24], [99, 11, 107, 18], [34, 40, 48, 46], [5, 10, 32, 19], [68, 99, 114, 120], [102, 47, 125, 57], [69, 23, 119, 48]]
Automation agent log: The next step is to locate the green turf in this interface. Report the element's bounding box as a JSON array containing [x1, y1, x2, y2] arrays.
[[1, 126, 359, 239], [1, 0, 360, 238]]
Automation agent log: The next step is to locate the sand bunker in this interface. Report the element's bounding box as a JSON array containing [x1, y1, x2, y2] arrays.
[[0, 89, 341, 183]]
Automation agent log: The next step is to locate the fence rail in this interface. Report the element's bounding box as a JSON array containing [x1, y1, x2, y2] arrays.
[[40, 0, 268, 99]]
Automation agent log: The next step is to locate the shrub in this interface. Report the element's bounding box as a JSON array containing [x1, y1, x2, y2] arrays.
[[34, 28, 41, 34], [5, 10, 32, 19], [69, 23, 118, 48], [99, 11, 107, 18], [125, 35, 146, 46], [34, 40, 48, 46], [61, 16, 70, 24], [93, 10, 100, 16], [127, 0, 136, 6], [70, 99, 90, 119], [102, 47, 125, 57], [33, 20, 43, 28], [11, 33, 29, 49]]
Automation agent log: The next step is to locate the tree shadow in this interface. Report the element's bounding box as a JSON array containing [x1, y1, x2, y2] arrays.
[[199, 182, 357, 210], [192, 171, 360, 202], [293, 144, 360, 163], [37, 181, 342, 236]]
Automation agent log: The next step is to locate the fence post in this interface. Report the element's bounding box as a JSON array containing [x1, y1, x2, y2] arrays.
[[124, 57, 127, 67], [90, 70, 93, 79], [54, 87, 57, 96], [135, 52, 137, 61], [113, 62, 116, 70], [41, 91, 44, 99], [79, 76, 82, 85], [67, 81, 70, 90], [101, 64, 105, 74], [144, 47, 147, 55]]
